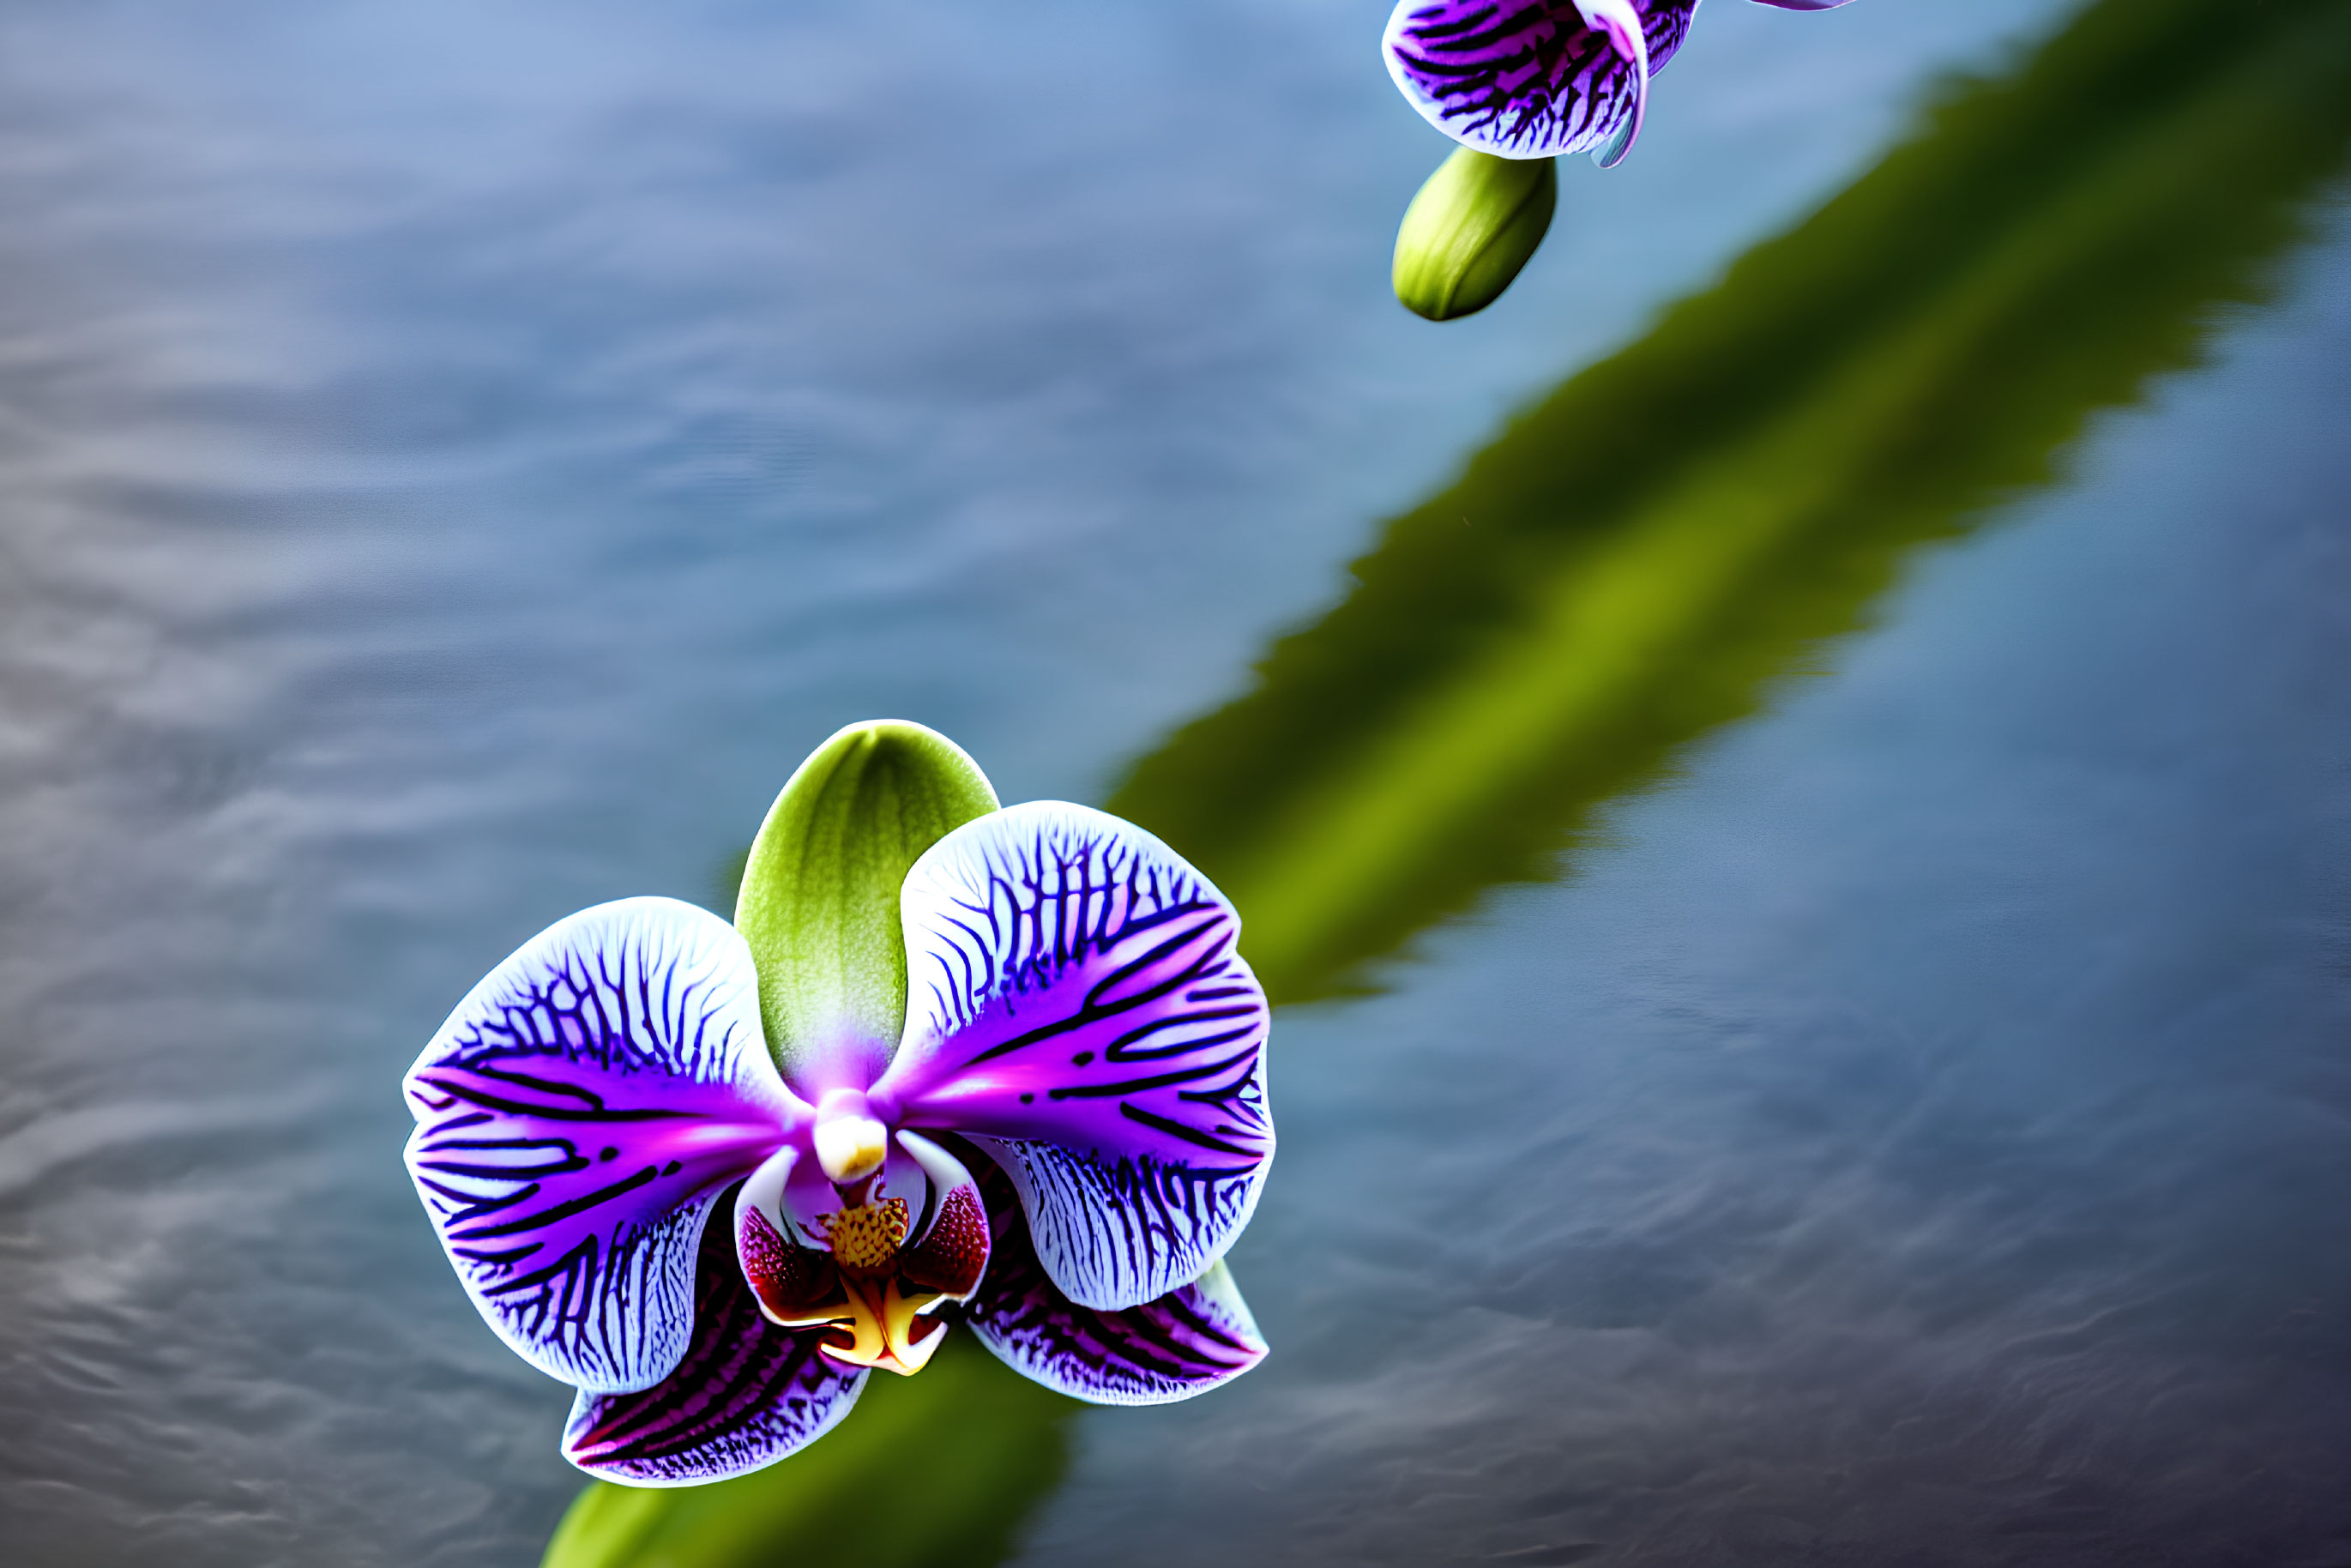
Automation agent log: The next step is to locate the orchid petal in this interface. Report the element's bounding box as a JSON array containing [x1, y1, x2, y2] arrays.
[[1751, 1, 1855, 9], [402, 897, 800, 1394], [1577, 0, 1649, 168], [564, 1207, 866, 1486], [1383, 0, 1694, 161], [961, 1134, 1269, 1318], [877, 802, 1272, 1312], [965, 1164, 1266, 1405]]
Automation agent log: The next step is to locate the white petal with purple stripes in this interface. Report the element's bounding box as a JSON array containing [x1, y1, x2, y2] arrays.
[[966, 1133, 1268, 1318], [402, 897, 801, 1394], [964, 1161, 1267, 1405], [1382, 0, 1697, 161], [563, 1212, 867, 1485], [877, 802, 1273, 1312]]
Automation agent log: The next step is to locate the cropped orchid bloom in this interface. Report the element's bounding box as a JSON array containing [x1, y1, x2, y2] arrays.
[[1383, 0, 1857, 168], [402, 723, 1272, 1485]]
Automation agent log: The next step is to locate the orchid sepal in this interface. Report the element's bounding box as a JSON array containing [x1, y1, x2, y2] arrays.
[[734, 720, 998, 1095], [963, 1159, 1268, 1405], [561, 1211, 868, 1486]]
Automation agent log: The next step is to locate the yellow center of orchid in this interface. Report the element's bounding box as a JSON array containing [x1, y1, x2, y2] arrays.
[[818, 1196, 908, 1276]]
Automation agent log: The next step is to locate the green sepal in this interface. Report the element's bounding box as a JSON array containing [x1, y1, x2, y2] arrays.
[[1392, 148, 1558, 322], [733, 720, 998, 1082]]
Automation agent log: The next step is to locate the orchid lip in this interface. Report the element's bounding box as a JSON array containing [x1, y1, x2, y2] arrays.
[[733, 1117, 993, 1381], [814, 1276, 951, 1377]]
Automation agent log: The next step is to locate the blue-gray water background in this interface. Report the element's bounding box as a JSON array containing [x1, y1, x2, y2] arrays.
[[2, 1, 2347, 1564]]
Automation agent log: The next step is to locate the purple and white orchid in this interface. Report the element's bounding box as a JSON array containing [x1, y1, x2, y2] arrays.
[[1383, 0, 1856, 168], [402, 723, 1271, 1485]]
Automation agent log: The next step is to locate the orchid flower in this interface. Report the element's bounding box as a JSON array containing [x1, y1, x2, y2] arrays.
[[1383, 0, 1856, 169], [401, 721, 1272, 1485]]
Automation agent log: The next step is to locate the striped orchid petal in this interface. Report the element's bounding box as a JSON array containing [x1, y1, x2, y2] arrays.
[[1383, 0, 1696, 162], [1580, 0, 1649, 169], [875, 802, 1272, 1312], [402, 898, 803, 1394], [965, 1161, 1266, 1404], [564, 1205, 867, 1485]]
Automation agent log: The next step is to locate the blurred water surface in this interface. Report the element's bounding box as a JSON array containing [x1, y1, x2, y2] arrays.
[[1, 1, 2346, 1565]]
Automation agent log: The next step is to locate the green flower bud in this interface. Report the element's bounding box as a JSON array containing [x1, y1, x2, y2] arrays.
[[1391, 148, 1558, 322]]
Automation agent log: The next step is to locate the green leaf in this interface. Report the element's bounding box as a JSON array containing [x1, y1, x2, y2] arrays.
[[540, 1336, 1075, 1568], [734, 720, 998, 1079], [1392, 148, 1558, 322], [1114, 0, 2351, 1003]]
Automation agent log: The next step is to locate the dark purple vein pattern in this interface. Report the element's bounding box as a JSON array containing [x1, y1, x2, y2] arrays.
[[402, 898, 797, 1393], [878, 802, 1272, 1311], [964, 1160, 1266, 1405], [564, 1201, 866, 1485], [1383, 0, 1694, 160], [965, 1133, 1265, 1318]]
